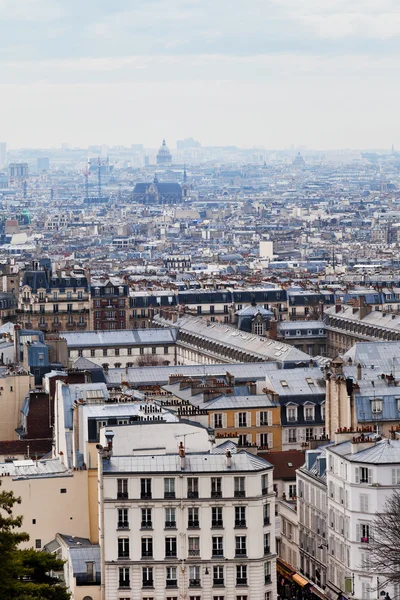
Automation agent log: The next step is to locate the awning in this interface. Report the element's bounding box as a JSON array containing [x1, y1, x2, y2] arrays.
[[293, 574, 310, 588], [310, 584, 328, 599], [277, 557, 296, 579]]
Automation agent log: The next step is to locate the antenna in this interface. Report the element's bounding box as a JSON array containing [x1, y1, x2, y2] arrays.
[[84, 158, 91, 200]]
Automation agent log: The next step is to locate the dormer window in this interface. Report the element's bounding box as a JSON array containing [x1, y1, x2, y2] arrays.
[[371, 399, 382, 414], [304, 406, 315, 421], [286, 406, 297, 422]]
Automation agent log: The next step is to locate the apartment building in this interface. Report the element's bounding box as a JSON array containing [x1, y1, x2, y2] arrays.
[[0, 367, 34, 441], [325, 435, 400, 600], [163, 374, 282, 451], [264, 368, 326, 450], [277, 321, 327, 357], [98, 422, 276, 600], [91, 277, 130, 330], [18, 262, 90, 332]]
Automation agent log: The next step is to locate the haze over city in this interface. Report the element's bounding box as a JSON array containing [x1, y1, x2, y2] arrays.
[[1, 0, 400, 149]]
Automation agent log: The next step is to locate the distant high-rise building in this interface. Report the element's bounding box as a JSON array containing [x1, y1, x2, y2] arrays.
[[176, 137, 201, 150], [156, 139, 172, 164], [8, 162, 28, 181], [0, 142, 7, 167], [37, 157, 50, 172]]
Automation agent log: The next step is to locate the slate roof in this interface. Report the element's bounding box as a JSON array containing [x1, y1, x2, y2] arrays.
[[62, 328, 177, 348], [259, 449, 305, 480], [329, 438, 400, 464]]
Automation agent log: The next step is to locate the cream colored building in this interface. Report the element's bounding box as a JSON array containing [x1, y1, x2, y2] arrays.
[[0, 369, 34, 441]]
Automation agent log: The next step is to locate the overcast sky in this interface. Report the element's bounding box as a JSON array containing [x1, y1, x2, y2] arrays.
[[1, 0, 399, 150]]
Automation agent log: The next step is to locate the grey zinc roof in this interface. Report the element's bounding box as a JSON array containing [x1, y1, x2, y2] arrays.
[[0, 458, 70, 478], [103, 450, 272, 474], [82, 402, 178, 422], [343, 341, 400, 371], [105, 362, 279, 386], [329, 438, 400, 464], [62, 328, 177, 348], [279, 320, 324, 330], [155, 315, 310, 363], [265, 367, 326, 396], [163, 383, 277, 411]]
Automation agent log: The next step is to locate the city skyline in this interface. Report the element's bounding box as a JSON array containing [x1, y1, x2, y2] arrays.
[[1, 0, 399, 149]]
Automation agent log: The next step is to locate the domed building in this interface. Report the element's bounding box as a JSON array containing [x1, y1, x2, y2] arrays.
[[156, 139, 172, 164]]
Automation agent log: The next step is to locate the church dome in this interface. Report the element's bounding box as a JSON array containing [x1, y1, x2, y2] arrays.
[[157, 139, 172, 164]]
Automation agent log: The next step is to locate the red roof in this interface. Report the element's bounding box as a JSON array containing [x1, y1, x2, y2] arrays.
[[0, 439, 51, 458], [259, 450, 305, 480]]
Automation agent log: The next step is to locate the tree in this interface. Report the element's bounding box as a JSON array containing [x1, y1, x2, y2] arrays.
[[0, 481, 70, 600], [368, 490, 400, 588]]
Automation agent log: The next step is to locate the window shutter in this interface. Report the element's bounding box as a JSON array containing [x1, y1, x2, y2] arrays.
[[256, 434, 261, 447], [356, 523, 360, 541], [247, 412, 252, 427], [234, 413, 239, 428], [301, 428, 306, 442], [247, 434, 252, 444], [256, 412, 260, 427], [368, 469, 372, 485], [268, 411, 273, 426], [222, 413, 227, 429], [284, 429, 289, 443], [268, 433, 273, 449], [355, 468, 360, 484]]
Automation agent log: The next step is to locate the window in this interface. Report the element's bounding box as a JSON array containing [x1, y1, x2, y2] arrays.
[[165, 537, 177, 558], [119, 567, 130, 589], [259, 411, 272, 426], [141, 537, 153, 558], [188, 507, 199, 528], [392, 468, 400, 485], [141, 508, 152, 529], [67, 303, 73, 312], [356, 467, 372, 484], [305, 428, 314, 442], [360, 494, 369, 512], [264, 561, 271, 584], [117, 479, 128, 499], [152, 347, 156, 354], [140, 347, 144, 355], [165, 507, 176, 528], [189, 565, 201, 587], [188, 536, 200, 557], [357, 523, 370, 543], [86, 561, 95, 582], [212, 536, 224, 557], [304, 406, 315, 421], [53, 303, 59, 313], [262, 474, 269, 494], [197, 306, 202, 314], [372, 399, 383, 413], [235, 536, 247, 557], [67, 292, 72, 301], [286, 406, 297, 422], [118, 537, 130, 558], [53, 292, 58, 301], [164, 346, 169, 354], [127, 347, 132, 356], [118, 508, 129, 529], [213, 565, 224, 586], [141, 478, 152, 499], [288, 429, 297, 443], [264, 503, 270, 525], [235, 506, 246, 528], [264, 533, 270, 555], [78, 291, 83, 300], [238, 412, 247, 427], [237, 596, 248, 600], [53, 316, 59, 324], [188, 477, 199, 498], [212, 506, 223, 528], [166, 566, 177, 588], [142, 567, 154, 588], [164, 478, 175, 499], [35, 539, 41, 549], [234, 477, 246, 498], [103, 349, 108, 357], [91, 349, 95, 357], [115, 348, 120, 356], [321, 404, 325, 421], [236, 564, 247, 585], [211, 477, 222, 498], [60, 488, 67, 494], [214, 413, 223, 429], [78, 349, 83, 357], [289, 484, 297, 499]]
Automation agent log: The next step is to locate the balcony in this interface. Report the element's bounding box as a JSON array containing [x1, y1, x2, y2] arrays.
[[141, 551, 153, 558], [166, 580, 178, 588], [117, 522, 129, 530], [211, 521, 223, 529], [118, 552, 130, 559], [188, 549, 200, 557], [188, 491, 199, 499], [360, 537, 369, 544], [264, 546, 271, 555], [262, 487, 268, 496], [264, 517, 270, 526], [165, 551, 177, 558], [235, 520, 247, 528], [117, 492, 128, 499], [188, 521, 200, 529], [212, 549, 224, 557], [265, 575, 272, 584], [213, 579, 225, 587], [211, 491, 222, 498], [141, 522, 152, 529], [141, 493, 152, 500], [234, 490, 246, 498], [142, 580, 154, 589], [164, 492, 176, 499], [165, 521, 176, 529], [189, 579, 201, 588], [235, 549, 247, 557], [237, 578, 248, 586], [77, 322, 87, 328], [118, 581, 130, 590]]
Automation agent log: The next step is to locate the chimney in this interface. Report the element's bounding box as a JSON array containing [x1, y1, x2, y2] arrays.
[[179, 441, 185, 470], [104, 430, 115, 457], [268, 319, 277, 340], [225, 448, 232, 469], [357, 363, 362, 381]]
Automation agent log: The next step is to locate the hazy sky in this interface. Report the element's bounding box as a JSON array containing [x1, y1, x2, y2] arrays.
[[1, 0, 400, 150]]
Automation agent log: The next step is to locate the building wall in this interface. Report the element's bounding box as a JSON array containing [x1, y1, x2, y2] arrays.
[[210, 407, 282, 451], [0, 469, 90, 549], [0, 372, 34, 441], [67, 343, 176, 369]]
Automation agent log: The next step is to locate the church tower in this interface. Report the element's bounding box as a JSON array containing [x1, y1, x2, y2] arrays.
[[181, 165, 190, 200]]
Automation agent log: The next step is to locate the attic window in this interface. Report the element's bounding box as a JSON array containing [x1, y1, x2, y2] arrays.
[[288, 462, 293, 468], [280, 381, 288, 387], [306, 378, 314, 385], [372, 399, 383, 414]]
